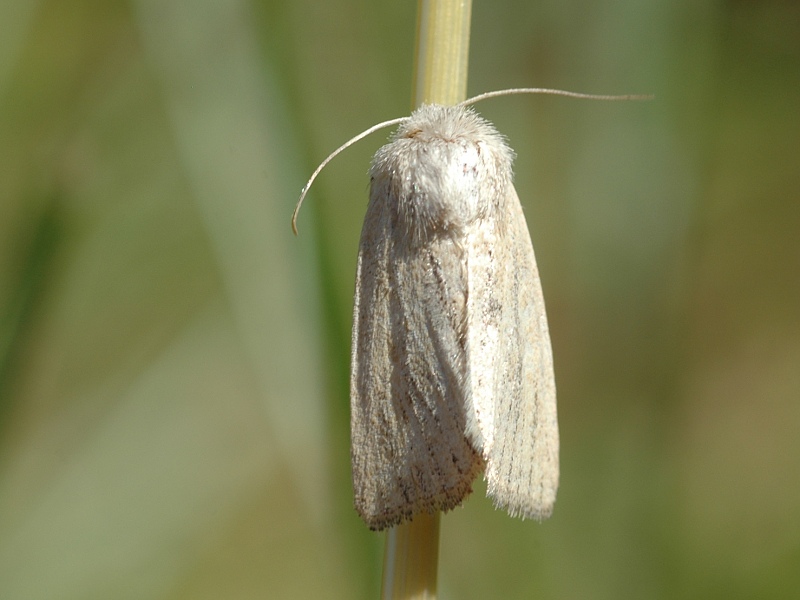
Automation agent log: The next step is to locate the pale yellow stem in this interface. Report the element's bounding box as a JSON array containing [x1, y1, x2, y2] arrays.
[[413, 0, 473, 107], [381, 513, 441, 600], [380, 2, 473, 599]]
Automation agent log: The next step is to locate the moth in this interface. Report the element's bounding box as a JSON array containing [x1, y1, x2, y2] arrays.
[[293, 89, 647, 530]]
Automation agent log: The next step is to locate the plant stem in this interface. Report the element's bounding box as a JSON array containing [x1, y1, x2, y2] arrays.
[[381, 512, 441, 600], [413, 0, 472, 107], [380, 1, 473, 599]]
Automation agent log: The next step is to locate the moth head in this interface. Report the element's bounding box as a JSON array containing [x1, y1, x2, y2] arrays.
[[369, 104, 514, 245]]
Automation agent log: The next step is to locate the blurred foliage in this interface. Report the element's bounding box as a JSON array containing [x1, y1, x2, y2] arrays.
[[0, 0, 798, 598]]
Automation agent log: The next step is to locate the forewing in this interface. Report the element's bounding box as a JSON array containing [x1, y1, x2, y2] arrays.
[[350, 196, 484, 530], [466, 185, 559, 520]]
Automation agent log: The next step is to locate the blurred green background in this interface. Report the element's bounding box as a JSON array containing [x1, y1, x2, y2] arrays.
[[1, 0, 798, 598]]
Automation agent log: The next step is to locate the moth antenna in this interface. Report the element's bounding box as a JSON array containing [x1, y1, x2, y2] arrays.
[[293, 89, 653, 234], [292, 116, 409, 235], [461, 88, 654, 106]]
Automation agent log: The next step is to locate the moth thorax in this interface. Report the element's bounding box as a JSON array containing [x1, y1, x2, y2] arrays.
[[371, 137, 511, 245]]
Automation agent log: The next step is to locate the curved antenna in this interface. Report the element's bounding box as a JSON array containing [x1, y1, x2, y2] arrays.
[[292, 88, 653, 234], [461, 87, 654, 106], [292, 116, 409, 235]]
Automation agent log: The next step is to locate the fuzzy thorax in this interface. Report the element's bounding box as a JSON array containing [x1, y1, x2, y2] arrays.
[[369, 104, 515, 245]]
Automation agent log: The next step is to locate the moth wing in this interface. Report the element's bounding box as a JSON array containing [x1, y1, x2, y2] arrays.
[[466, 184, 559, 520], [350, 195, 484, 531]]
